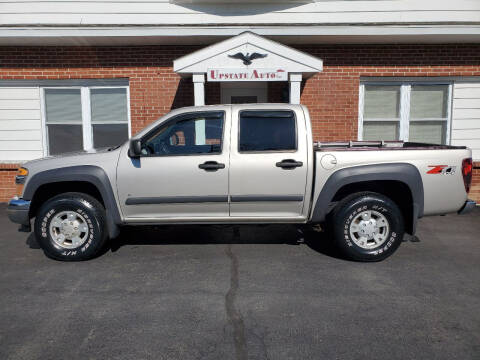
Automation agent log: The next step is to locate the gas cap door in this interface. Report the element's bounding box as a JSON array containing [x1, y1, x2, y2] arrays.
[[320, 154, 337, 170]]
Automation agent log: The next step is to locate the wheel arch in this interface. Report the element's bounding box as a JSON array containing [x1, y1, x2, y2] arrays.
[[24, 165, 121, 239], [310, 163, 424, 235]]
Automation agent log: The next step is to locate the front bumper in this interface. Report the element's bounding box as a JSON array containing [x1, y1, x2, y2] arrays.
[[7, 197, 31, 226], [458, 199, 477, 215]]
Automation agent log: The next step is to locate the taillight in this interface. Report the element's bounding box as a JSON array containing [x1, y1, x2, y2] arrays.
[[462, 158, 473, 193]]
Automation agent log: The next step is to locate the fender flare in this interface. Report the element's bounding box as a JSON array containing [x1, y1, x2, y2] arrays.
[[311, 163, 424, 233], [23, 165, 121, 239]]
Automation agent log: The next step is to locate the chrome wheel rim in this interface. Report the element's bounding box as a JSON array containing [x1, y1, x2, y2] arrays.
[[49, 211, 89, 249], [349, 210, 390, 249]]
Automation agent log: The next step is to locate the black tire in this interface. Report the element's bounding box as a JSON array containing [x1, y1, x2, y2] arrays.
[[330, 192, 404, 262], [34, 192, 108, 261]]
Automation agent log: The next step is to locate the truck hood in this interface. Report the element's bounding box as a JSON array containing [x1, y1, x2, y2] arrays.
[[22, 144, 125, 176], [25, 146, 116, 165]]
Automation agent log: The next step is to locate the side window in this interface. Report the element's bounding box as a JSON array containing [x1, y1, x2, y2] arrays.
[[239, 111, 296, 152], [142, 112, 224, 156]]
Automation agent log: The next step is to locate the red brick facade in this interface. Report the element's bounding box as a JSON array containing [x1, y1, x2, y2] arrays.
[[471, 163, 480, 202], [0, 164, 19, 202], [1, 44, 480, 202]]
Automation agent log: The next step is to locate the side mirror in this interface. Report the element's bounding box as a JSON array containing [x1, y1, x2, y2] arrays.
[[128, 139, 142, 157]]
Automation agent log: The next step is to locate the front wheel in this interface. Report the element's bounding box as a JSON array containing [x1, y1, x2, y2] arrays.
[[330, 192, 405, 262], [34, 192, 108, 261]]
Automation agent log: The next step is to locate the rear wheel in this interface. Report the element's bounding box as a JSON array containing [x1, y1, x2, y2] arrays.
[[330, 192, 404, 262], [34, 192, 108, 261]]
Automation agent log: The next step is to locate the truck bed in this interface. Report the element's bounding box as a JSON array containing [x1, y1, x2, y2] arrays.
[[314, 141, 467, 152]]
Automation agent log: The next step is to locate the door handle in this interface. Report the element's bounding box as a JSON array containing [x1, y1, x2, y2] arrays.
[[199, 161, 225, 171], [276, 159, 303, 169]]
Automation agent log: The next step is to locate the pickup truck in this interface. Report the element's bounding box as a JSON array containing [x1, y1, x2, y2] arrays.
[[7, 104, 476, 262]]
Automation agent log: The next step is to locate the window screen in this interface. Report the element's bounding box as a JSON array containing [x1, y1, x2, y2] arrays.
[[409, 121, 446, 144], [90, 88, 129, 148], [409, 85, 448, 144], [142, 112, 224, 156], [44, 88, 84, 155], [363, 121, 399, 141], [363, 85, 401, 141], [239, 111, 296, 152], [410, 85, 448, 120], [364, 85, 400, 119]]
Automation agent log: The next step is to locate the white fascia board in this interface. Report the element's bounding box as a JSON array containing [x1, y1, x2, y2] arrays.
[[173, 31, 323, 73], [3, 25, 480, 38], [1, 25, 480, 46], [170, 0, 312, 3]]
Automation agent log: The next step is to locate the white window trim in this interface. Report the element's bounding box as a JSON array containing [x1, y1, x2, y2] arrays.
[[40, 85, 131, 155], [81, 87, 93, 150], [39, 86, 48, 157], [358, 81, 453, 144], [399, 84, 411, 141], [357, 83, 364, 141]]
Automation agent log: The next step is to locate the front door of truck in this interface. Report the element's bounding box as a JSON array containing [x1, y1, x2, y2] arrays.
[[117, 109, 230, 219], [228, 106, 309, 218]]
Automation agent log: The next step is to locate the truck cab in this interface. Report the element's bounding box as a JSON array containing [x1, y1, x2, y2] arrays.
[[119, 104, 313, 222]]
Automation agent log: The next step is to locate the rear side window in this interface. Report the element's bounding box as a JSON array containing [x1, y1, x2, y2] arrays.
[[239, 111, 296, 152]]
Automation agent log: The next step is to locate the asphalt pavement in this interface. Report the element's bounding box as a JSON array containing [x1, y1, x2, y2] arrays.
[[0, 205, 479, 360]]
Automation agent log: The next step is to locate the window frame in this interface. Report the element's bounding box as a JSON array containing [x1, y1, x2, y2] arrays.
[[358, 81, 453, 144], [139, 110, 226, 158], [40, 85, 131, 156], [237, 109, 298, 154]]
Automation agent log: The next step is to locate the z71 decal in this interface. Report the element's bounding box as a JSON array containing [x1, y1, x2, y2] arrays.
[[427, 165, 456, 175]]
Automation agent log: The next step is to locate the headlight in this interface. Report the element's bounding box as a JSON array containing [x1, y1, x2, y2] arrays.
[[15, 167, 28, 196]]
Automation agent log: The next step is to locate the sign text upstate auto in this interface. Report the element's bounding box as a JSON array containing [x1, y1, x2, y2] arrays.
[[208, 68, 287, 82]]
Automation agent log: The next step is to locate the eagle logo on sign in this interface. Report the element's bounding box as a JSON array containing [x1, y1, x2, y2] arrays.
[[228, 52, 268, 65]]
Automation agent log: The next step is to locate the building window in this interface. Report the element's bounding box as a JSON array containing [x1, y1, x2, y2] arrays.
[[44, 89, 84, 155], [43, 86, 130, 155], [359, 82, 451, 144]]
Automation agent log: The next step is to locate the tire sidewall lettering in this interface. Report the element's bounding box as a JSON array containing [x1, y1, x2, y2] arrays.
[[38, 200, 99, 257], [340, 198, 400, 257]]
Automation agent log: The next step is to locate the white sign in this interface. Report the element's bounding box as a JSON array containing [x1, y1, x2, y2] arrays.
[[207, 68, 288, 82]]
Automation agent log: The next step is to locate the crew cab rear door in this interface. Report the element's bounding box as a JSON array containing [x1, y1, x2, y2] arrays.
[[228, 105, 309, 218]]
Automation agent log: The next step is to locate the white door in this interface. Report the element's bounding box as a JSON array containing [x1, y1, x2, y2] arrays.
[[221, 82, 267, 104], [229, 105, 309, 218], [117, 109, 231, 219]]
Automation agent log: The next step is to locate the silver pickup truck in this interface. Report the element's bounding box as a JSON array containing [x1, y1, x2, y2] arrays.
[[7, 104, 476, 262]]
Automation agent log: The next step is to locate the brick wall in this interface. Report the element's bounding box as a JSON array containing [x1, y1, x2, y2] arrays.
[[471, 162, 480, 203], [0, 44, 480, 202], [0, 164, 20, 202], [298, 44, 480, 141]]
